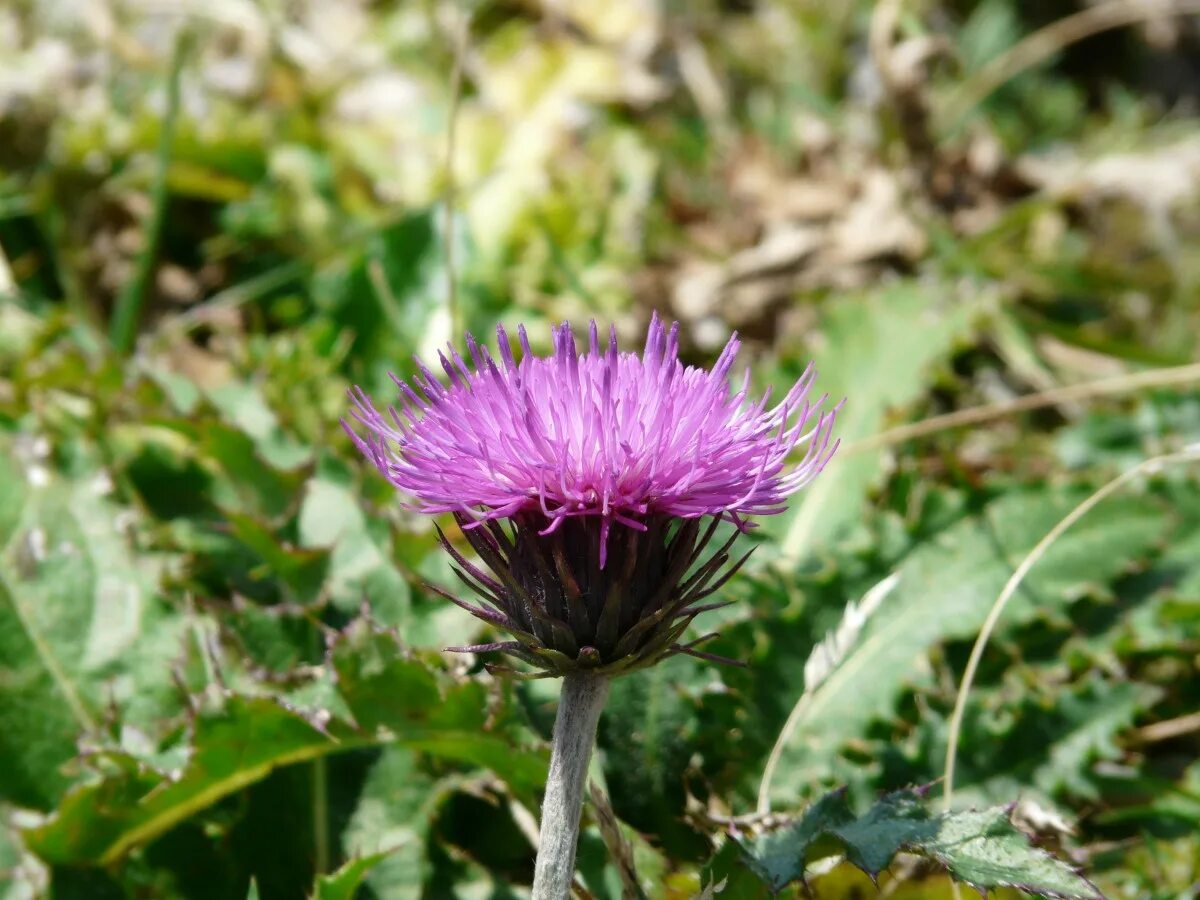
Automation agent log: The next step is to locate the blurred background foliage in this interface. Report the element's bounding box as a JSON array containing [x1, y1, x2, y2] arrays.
[[1, 0, 1199, 897]]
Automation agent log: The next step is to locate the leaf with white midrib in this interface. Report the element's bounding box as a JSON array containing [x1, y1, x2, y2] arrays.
[[0, 451, 142, 809], [762, 488, 1170, 805], [775, 281, 987, 562]]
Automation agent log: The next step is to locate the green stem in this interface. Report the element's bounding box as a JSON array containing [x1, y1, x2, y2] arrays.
[[312, 755, 330, 874]]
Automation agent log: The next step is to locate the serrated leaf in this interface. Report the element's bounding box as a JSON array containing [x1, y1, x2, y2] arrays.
[[0, 448, 182, 810], [329, 621, 548, 793], [737, 790, 852, 891], [1035, 680, 1161, 800], [23, 694, 362, 866], [827, 789, 938, 876], [921, 808, 1102, 899], [764, 489, 1170, 803], [774, 281, 985, 560], [24, 622, 546, 866], [730, 789, 1102, 898], [329, 625, 443, 730], [702, 840, 772, 900]]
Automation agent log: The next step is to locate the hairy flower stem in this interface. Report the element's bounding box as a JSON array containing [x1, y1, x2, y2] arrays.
[[532, 673, 610, 899]]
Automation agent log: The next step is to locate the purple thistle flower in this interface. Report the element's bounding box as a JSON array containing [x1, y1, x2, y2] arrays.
[[345, 314, 839, 676]]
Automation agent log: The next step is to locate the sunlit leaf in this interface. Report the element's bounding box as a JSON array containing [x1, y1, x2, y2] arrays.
[[724, 789, 1102, 898]]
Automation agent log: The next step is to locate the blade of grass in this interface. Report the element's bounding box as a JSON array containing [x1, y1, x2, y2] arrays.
[[441, 5, 471, 339], [109, 29, 191, 354]]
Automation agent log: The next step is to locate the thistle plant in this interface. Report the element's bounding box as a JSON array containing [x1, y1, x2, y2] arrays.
[[345, 314, 839, 899]]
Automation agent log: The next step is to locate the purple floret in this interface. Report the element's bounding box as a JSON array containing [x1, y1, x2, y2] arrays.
[[344, 313, 839, 566]]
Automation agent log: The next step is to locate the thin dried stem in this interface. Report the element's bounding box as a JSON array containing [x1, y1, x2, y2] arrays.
[[941, 446, 1200, 813], [1129, 710, 1200, 745], [944, 0, 1200, 127], [842, 362, 1200, 457]]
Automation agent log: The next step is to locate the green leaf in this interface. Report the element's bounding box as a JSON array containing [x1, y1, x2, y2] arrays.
[[1034, 680, 1161, 800], [826, 789, 938, 876], [920, 807, 1101, 899], [23, 694, 360, 866], [339, 747, 446, 900], [730, 789, 1102, 898], [312, 849, 397, 900], [0, 448, 182, 809], [226, 511, 330, 604], [24, 621, 546, 866], [315, 210, 446, 379], [949, 675, 1162, 807], [0, 452, 26, 549], [329, 625, 442, 730], [600, 656, 708, 856], [204, 383, 311, 472], [763, 488, 1170, 804], [329, 620, 549, 794], [298, 472, 411, 626], [775, 280, 985, 561], [737, 790, 853, 891]]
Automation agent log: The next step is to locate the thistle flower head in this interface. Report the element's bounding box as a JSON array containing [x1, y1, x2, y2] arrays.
[[345, 314, 839, 676]]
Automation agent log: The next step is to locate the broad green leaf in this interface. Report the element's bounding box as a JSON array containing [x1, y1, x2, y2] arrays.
[[764, 489, 1169, 803], [920, 807, 1101, 899], [0, 575, 87, 809], [340, 747, 446, 900], [0, 449, 180, 810], [775, 281, 986, 562], [600, 656, 709, 857], [25, 621, 546, 866], [298, 472, 411, 626], [23, 694, 360, 866]]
